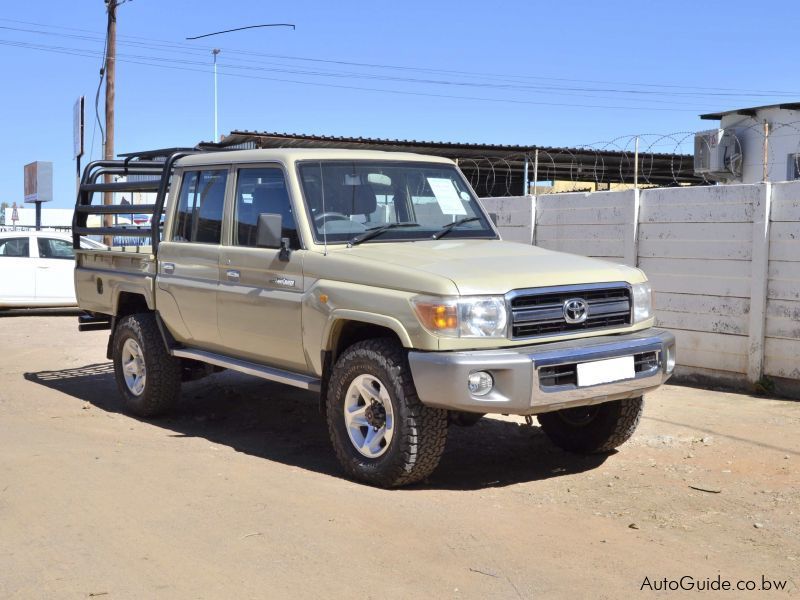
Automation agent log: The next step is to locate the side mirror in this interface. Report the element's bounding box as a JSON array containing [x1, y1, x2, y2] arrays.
[[256, 213, 283, 248], [256, 213, 291, 261]]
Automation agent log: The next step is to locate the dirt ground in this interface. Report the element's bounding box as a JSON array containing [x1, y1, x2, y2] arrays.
[[0, 313, 798, 599]]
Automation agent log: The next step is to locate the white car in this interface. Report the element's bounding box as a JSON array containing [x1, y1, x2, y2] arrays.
[[0, 231, 106, 308]]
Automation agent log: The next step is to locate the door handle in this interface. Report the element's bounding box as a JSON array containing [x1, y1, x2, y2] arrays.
[[226, 269, 240, 282], [162, 262, 175, 274]]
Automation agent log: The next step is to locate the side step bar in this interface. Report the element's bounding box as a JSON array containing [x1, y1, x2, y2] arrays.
[[78, 312, 112, 332], [171, 348, 321, 393]]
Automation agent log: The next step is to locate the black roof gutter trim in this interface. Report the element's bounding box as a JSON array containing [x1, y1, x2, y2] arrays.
[[700, 102, 800, 121]]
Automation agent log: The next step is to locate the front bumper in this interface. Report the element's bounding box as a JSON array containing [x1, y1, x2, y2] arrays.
[[407, 329, 675, 416]]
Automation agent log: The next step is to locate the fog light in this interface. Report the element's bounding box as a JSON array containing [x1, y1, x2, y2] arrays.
[[468, 371, 494, 396], [666, 346, 676, 374]]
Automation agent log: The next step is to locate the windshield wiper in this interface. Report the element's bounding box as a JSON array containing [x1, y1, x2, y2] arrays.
[[431, 216, 481, 239], [348, 222, 420, 247]]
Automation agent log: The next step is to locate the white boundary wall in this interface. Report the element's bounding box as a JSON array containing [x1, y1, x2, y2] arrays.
[[479, 182, 800, 393], [765, 182, 800, 381]]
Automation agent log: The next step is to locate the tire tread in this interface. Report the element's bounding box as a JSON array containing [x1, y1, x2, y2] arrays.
[[538, 397, 644, 454], [113, 313, 181, 417], [326, 338, 448, 487]]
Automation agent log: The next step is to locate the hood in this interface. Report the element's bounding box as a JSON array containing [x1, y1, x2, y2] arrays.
[[336, 239, 645, 295]]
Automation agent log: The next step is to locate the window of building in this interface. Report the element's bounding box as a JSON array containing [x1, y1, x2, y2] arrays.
[[173, 169, 228, 244]]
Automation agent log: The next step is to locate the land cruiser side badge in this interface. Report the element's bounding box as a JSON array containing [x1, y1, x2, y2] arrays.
[[271, 277, 296, 288]]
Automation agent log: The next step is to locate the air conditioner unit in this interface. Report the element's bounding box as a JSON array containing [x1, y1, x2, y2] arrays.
[[789, 153, 800, 180], [694, 129, 742, 182]]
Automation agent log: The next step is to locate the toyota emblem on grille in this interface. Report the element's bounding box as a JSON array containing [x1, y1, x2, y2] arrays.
[[563, 297, 589, 324]]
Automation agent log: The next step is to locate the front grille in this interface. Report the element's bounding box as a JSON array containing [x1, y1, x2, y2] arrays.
[[509, 285, 631, 339], [539, 363, 578, 388], [539, 350, 660, 389]]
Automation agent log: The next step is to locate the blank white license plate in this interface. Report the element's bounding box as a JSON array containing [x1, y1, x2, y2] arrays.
[[576, 356, 635, 387]]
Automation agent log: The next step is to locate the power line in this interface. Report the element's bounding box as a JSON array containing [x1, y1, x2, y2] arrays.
[[92, 26, 108, 158], [0, 38, 704, 112], [0, 26, 788, 111], [1, 17, 798, 98], [0, 27, 714, 107]]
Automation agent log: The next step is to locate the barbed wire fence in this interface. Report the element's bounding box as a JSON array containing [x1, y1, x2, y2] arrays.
[[458, 121, 800, 197]]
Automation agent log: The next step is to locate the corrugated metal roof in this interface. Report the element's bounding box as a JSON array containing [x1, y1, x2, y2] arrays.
[[195, 130, 703, 191], [204, 130, 692, 160], [117, 131, 703, 195], [118, 147, 195, 160]]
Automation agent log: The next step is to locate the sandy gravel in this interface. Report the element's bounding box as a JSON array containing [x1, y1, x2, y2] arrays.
[[0, 313, 798, 599]]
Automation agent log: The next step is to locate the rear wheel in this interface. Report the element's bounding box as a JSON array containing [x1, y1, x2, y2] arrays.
[[326, 338, 448, 487], [537, 397, 644, 454], [112, 313, 181, 417]]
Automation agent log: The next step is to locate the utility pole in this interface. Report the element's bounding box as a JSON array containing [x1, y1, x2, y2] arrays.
[[103, 0, 117, 243]]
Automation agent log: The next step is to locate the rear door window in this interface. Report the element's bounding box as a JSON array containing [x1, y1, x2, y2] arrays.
[[38, 238, 75, 259], [0, 237, 30, 257], [173, 169, 228, 244]]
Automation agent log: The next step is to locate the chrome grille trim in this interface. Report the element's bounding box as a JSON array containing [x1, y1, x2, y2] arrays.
[[507, 282, 632, 340]]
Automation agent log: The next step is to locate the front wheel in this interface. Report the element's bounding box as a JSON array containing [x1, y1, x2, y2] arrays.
[[537, 397, 644, 454], [112, 313, 182, 417], [326, 339, 448, 487]]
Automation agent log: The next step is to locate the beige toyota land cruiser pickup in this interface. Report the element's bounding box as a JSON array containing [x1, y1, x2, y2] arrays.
[[72, 148, 675, 487]]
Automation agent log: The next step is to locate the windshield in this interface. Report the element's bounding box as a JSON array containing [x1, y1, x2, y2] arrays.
[[297, 161, 496, 244]]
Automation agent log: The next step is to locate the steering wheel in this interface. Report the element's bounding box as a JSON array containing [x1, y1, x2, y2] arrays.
[[314, 212, 350, 224]]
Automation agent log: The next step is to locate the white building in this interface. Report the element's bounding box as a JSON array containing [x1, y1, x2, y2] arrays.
[[2, 207, 73, 229], [696, 102, 800, 184]]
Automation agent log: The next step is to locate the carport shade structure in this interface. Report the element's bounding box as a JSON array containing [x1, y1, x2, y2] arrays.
[[197, 130, 703, 197]]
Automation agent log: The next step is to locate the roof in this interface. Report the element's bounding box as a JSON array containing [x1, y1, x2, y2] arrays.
[[204, 130, 688, 159], [119, 147, 196, 160], [197, 130, 702, 191], [700, 102, 800, 121], [176, 147, 454, 167]]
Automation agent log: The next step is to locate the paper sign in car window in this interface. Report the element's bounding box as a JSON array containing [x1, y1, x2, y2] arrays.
[[427, 178, 467, 215]]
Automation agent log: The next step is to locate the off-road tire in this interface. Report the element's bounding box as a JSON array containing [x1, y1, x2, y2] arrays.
[[112, 313, 182, 417], [537, 397, 644, 454], [326, 338, 448, 487]]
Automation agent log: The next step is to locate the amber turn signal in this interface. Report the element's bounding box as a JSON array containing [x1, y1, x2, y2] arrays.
[[412, 300, 458, 334]]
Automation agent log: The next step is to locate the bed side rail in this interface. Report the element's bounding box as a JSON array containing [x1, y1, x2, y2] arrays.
[[72, 151, 194, 253]]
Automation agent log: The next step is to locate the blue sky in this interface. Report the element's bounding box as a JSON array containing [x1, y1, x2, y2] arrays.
[[1, 0, 798, 208]]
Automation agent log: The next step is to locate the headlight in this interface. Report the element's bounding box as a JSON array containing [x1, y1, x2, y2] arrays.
[[632, 282, 653, 323], [412, 296, 508, 338], [459, 297, 508, 337]]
